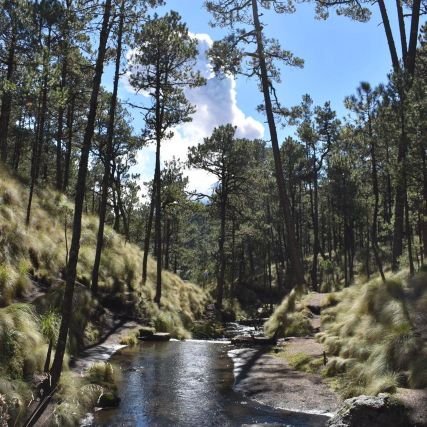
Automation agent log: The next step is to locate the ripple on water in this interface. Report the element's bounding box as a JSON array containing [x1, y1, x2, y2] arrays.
[[90, 341, 329, 427]]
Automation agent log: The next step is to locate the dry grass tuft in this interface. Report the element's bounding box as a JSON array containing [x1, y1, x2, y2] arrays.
[[319, 274, 427, 396]]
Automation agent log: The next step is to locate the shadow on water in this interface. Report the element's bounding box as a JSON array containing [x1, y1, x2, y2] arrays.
[[90, 341, 328, 427]]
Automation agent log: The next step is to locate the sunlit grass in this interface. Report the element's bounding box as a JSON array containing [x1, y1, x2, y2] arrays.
[[319, 274, 427, 396], [0, 168, 210, 423]]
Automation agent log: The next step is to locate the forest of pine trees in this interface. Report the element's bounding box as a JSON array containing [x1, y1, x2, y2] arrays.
[[0, 0, 426, 420]]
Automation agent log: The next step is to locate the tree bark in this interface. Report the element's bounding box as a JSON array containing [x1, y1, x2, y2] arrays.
[[50, 0, 112, 388], [378, 0, 400, 72], [368, 112, 386, 282], [216, 190, 227, 308], [142, 183, 155, 285], [62, 98, 75, 192], [251, 0, 305, 287], [0, 27, 16, 162], [153, 135, 162, 306], [26, 26, 52, 226], [56, 57, 68, 191], [44, 339, 53, 373], [91, 0, 124, 295]]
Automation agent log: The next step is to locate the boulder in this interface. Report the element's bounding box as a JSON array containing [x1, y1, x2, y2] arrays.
[[328, 394, 412, 427]]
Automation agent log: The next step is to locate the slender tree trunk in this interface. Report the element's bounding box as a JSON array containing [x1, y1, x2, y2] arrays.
[[406, 0, 421, 75], [392, 104, 408, 271], [396, 0, 408, 60], [142, 184, 155, 285], [311, 168, 320, 291], [387, 0, 421, 270], [56, 58, 68, 191], [230, 218, 236, 294], [251, 0, 304, 287], [365, 213, 370, 280], [216, 192, 227, 309], [164, 218, 171, 271], [368, 115, 386, 282], [115, 179, 130, 241], [12, 113, 24, 171], [50, 0, 112, 388], [153, 135, 162, 306], [26, 29, 51, 226], [0, 28, 16, 163], [63, 99, 75, 192], [153, 67, 164, 306], [406, 196, 415, 276], [44, 340, 53, 373], [377, 0, 400, 72], [112, 186, 121, 232], [422, 138, 427, 261]]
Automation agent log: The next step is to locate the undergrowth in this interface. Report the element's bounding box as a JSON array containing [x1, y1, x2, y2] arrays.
[[264, 287, 314, 338]]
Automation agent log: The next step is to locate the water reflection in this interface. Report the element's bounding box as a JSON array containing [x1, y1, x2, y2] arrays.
[[92, 341, 327, 427]]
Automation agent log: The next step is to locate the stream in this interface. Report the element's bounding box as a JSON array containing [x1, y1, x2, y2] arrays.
[[88, 340, 328, 427]]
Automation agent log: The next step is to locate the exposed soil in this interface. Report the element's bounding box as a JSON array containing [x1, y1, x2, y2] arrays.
[[228, 346, 339, 417], [396, 388, 427, 426], [228, 293, 340, 418]]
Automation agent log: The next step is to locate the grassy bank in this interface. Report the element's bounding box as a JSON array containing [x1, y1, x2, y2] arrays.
[[0, 169, 209, 425], [265, 272, 427, 398]]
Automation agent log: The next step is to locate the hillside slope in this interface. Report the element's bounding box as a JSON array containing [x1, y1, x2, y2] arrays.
[[0, 168, 209, 425]]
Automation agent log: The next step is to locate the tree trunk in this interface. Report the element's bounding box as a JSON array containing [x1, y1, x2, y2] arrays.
[[406, 197, 415, 276], [50, 0, 112, 388], [164, 218, 171, 271], [368, 115, 386, 282], [391, 106, 408, 271], [115, 179, 130, 242], [251, 0, 305, 287], [311, 166, 320, 291], [0, 28, 16, 163], [216, 192, 227, 309], [63, 99, 75, 192], [142, 184, 155, 285], [44, 339, 53, 373], [153, 135, 162, 306], [56, 57, 68, 191], [26, 28, 51, 226]]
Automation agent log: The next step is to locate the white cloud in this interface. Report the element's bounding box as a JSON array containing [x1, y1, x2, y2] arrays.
[[127, 32, 265, 196]]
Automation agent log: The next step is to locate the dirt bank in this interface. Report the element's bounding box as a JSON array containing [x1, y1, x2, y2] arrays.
[[228, 343, 340, 418]]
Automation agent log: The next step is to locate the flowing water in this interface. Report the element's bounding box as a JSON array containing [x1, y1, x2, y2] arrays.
[[89, 340, 327, 427]]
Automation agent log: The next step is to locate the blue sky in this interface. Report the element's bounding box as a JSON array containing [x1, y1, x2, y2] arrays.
[[111, 1, 408, 194]]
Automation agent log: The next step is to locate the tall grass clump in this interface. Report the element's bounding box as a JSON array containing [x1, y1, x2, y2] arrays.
[[53, 373, 103, 427], [264, 287, 312, 338], [318, 273, 427, 396], [0, 304, 48, 424]]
